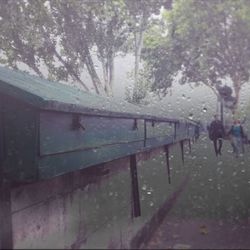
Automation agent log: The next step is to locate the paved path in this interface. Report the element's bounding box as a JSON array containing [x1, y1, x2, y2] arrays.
[[144, 134, 250, 249], [145, 217, 250, 249]]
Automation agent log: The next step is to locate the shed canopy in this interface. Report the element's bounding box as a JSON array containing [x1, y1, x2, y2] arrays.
[[0, 66, 178, 122]]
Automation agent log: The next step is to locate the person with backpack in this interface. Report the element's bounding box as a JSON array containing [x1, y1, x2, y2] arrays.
[[208, 114, 225, 156], [228, 119, 245, 158]]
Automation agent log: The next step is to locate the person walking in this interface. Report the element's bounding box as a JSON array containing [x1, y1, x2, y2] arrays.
[[228, 119, 245, 158], [208, 114, 225, 156]]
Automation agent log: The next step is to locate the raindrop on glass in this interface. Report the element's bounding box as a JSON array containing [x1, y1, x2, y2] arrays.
[[202, 107, 207, 113]]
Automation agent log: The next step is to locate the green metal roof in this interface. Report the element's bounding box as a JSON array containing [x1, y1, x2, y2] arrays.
[[0, 66, 178, 122]]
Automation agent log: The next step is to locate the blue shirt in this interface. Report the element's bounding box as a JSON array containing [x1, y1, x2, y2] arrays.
[[232, 125, 241, 137]]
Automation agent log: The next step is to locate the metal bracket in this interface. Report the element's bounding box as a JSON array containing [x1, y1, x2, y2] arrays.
[[71, 114, 85, 131], [132, 119, 138, 130]]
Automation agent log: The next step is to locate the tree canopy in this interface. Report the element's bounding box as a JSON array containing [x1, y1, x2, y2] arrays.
[[0, 0, 170, 97], [143, 0, 250, 111], [0, 0, 131, 95]]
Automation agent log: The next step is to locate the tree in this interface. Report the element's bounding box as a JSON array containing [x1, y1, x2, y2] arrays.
[[89, 0, 129, 95], [124, 0, 172, 103], [0, 0, 91, 91], [142, 0, 250, 111], [0, 0, 129, 95]]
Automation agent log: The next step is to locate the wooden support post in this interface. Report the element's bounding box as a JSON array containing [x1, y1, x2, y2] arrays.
[[0, 99, 13, 249], [180, 140, 184, 165], [0, 179, 13, 249], [164, 145, 171, 184], [130, 154, 141, 218]]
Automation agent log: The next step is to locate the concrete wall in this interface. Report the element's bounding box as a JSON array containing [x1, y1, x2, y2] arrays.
[[10, 144, 189, 249]]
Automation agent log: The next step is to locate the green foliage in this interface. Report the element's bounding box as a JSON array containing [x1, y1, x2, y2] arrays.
[[0, 0, 169, 97], [143, 0, 250, 109], [125, 67, 152, 105], [124, 0, 171, 103], [0, 0, 130, 95]]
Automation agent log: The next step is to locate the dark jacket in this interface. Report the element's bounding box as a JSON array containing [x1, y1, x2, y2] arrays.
[[208, 120, 225, 140]]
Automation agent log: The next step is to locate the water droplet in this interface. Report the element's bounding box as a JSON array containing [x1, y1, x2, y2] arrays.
[[142, 184, 147, 191], [150, 201, 154, 207], [202, 107, 207, 113]]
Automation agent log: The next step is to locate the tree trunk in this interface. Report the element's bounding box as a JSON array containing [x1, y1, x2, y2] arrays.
[[101, 59, 109, 94], [83, 49, 105, 95], [100, 51, 114, 96], [232, 75, 241, 114], [107, 52, 114, 96], [54, 49, 90, 92], [134, 29, 144, 86], [132, 14, 146, 102], [233, 85, 241, 114]]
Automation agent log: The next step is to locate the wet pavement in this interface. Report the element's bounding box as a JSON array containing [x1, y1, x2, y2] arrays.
[[145, 217, 250, 249], [143, 133, 250, 249]]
